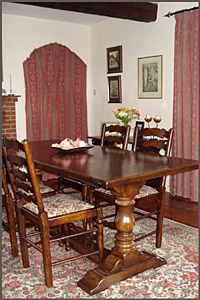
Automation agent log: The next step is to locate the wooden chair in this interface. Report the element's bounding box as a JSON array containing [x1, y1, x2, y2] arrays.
[[2, 164, 18, 257], [87, 123, 131, 224], [94, 126, 174, 248], [3, 138, 104, 287]]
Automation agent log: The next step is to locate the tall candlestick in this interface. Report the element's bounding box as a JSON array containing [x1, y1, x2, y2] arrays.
[[10, 74, 12, 94]]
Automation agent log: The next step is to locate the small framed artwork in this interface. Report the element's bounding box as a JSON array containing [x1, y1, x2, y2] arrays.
[[135, 121, 144, 138], [108, 75, 122, 103], [138, 55, 162, 99], [107, 45, 122, 73]]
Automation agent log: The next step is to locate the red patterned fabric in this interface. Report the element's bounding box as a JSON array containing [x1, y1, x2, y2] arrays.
[[24, 42, 88, 141], [23, 43, 88, 181], [170, 10, 199, 202]]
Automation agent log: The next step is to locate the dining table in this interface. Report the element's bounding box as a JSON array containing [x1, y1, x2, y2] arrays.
[[29, 139, 198, 295]]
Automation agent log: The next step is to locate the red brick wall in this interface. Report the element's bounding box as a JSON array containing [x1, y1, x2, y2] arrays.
[[2, 95, 20, 139]]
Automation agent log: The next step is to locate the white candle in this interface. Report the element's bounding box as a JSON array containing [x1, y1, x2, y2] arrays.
[[10, 74, 12, 94], [155, 115, 161, 120]]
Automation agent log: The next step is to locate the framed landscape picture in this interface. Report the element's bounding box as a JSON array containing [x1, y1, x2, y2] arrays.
[[107, 45, 122, 73], [138, 55, 162, 99], [135, 121, 144, 138], [108, 75, 122, 103]]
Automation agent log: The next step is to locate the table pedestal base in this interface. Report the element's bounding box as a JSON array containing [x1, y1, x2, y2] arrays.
[[78, 250, 166, 295]]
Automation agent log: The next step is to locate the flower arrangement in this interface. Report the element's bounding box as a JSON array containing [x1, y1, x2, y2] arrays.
[[114, 107, 140, 127]]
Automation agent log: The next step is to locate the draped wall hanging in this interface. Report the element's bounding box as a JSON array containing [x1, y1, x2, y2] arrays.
[[23, 42, 88, 142], [170, 9, 199, 202]]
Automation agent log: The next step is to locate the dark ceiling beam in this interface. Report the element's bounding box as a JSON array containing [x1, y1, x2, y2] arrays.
[[15, 2, 158, 23]]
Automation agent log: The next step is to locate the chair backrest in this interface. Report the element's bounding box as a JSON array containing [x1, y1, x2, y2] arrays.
[[100, 123, 131, 150], [2, 137, 45, 215], [132, 127, 174, 156], [132, 126, 174, 187]]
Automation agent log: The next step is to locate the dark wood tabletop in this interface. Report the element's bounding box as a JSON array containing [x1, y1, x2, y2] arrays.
[[29, 139, 198, 295], [29, 139, 198, 189]]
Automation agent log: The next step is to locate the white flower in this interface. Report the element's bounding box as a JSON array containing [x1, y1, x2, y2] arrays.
[[118, 111, 127, 117]]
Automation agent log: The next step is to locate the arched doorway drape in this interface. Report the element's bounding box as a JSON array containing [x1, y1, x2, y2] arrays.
[[23, 42, 88, 142]]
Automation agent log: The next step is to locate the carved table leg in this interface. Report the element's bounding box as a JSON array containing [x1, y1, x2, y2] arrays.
[[78, 181, 166, 295]]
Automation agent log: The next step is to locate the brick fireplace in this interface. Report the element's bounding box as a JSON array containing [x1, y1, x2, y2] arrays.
[[2, 95, 20, 139]]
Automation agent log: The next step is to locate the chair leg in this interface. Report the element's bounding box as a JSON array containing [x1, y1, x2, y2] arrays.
[[96, 207, 104, 266], [5, 194, 18, 257], [156, 187, 166, 248], [88, 188, 95, 230], [88, 188, 93, 204], [82, 186, 89, 229], [39, 213, 53, 287], [62, 224, 71, 251], [16, 200, 29, 267], [82, 185, 88, 201]]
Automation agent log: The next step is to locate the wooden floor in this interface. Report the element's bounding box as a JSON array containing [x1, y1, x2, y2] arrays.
[[141, 192, 198, 228]]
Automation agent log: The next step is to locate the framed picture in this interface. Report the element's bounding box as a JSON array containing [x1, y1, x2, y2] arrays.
[[108, 75, 122, 103], [107, 45, 122, 73], [138, 55, 162, 99], [135, 121, 144, 138]]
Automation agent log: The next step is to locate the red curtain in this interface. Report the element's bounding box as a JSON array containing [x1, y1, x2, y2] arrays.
[[170, 10, 199, 202], [23, 42, 88, 142]]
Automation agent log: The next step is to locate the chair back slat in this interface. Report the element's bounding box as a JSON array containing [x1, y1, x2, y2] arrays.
[[106, 135, 124, 146], [7, 153, 26, 168], [12, 168, 29, 182], [142, 127, 170, 138], [15, 177, 34, 194], [3, 137, 24, 152], [100, 123, 131, 150], [137, 139, 167, 152], [105, 124, 126, 134]]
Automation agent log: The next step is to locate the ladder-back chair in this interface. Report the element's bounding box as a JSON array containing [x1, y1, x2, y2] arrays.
[[89, 123, 131, 226], [93, 126, 174, 248], [3, 137, 104, 287]]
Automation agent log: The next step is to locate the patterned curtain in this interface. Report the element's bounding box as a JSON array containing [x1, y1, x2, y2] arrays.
[[23, 42, 88, 142], [170, 10, 199, 202]]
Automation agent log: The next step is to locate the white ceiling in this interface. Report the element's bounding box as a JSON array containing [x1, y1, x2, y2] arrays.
[[2, 2, 109, 25]]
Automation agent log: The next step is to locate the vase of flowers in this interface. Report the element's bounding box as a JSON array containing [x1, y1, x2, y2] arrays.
[[114, 107, 140, 128]]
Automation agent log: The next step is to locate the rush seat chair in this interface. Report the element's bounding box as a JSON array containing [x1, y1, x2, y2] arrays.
[[93, 126, 174, 248], [88, 123, 131, 224], [3, 137, 104, 287]]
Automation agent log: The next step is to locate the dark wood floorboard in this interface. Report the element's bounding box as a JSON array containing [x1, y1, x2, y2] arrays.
[[137, 192, 198, 228], [46, 180, 198, 228]]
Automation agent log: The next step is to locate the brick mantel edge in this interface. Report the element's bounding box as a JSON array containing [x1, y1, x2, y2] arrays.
[[2, 95, 21, 139]]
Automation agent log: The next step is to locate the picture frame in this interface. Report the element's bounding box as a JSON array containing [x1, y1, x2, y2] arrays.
[[138, 55, 162, 99], [107, 45, 122, 73], [108, 75, 122, 103], [135, 121, 144, 138]]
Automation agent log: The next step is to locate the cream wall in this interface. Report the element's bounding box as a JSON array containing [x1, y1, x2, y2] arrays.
[[2, 14, 91, 142], [90, 2, 198, 136], [2, 2, 198, 142]]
